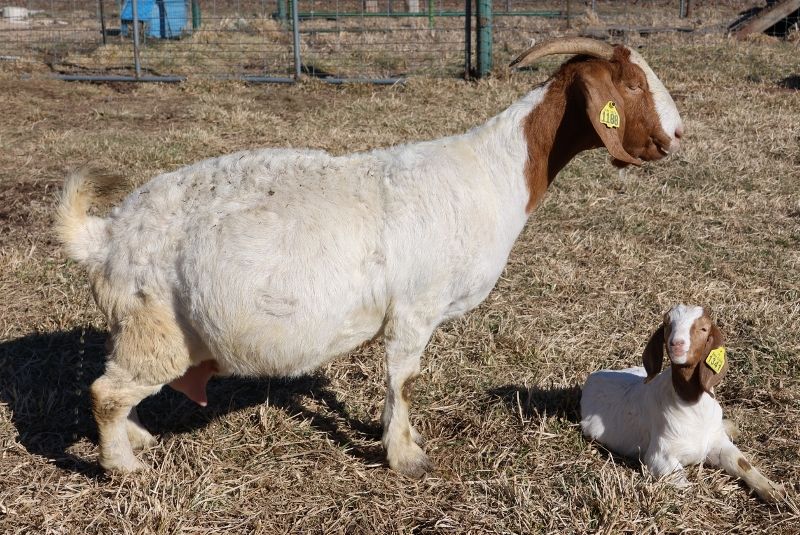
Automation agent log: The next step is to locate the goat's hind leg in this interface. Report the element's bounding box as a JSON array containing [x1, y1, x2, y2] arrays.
[[722, 418, 740, 441], [92, 302, 194, 473], [91, 365, 162, 472], [126, 407, 156, 450]]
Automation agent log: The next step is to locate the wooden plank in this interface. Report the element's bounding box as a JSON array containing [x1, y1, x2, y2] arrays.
[[732, 0, 800, 39]]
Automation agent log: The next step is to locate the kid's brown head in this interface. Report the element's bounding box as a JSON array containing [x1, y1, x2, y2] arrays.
[[641, 304, 728, 402]]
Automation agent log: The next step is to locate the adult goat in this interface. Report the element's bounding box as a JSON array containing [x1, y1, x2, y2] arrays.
[[57, 38, 684, 476]]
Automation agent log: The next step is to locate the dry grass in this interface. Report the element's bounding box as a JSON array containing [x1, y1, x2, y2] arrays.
[[1, 34, 799, 533]]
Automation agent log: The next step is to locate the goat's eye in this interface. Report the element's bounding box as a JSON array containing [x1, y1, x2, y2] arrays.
[[701, 327, 709, 333], [627, 85, 642, 93]]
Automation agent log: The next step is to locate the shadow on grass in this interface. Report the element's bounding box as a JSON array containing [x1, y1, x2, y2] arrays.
[[779, 75, 800, 91], [487, 383, 644, 471], [0, 327, 383, 476], [487, 383, 583, 424]]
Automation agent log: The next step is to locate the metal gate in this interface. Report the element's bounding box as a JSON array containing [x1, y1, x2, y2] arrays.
[[0, 1, 715, 82]]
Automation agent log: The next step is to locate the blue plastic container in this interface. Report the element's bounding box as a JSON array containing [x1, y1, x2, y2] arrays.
[[121, 0, 188, 39]]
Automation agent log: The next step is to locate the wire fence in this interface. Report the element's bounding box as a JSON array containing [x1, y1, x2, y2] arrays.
[[0, 1, 746, 82]]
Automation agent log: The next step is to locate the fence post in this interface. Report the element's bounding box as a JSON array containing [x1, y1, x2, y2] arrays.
[[98, 0, 107, 45], [565, 0, 571, 28], [464, 0, 472, 79], [131, 0, 142, 79], [679, 0, 690, 18], [277, 0, 287, 23], [291, 0, 302, 80], [476, 0, 492, 77], [191, 0, 201, 29]]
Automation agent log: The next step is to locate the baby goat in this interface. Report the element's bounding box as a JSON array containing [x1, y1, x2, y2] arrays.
[[581, 305, 786, 502], [57, 38, 683, 476]]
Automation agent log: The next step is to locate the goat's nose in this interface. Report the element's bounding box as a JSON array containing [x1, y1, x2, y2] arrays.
[[669, 339, 686, 349], [666, 125, 683, 153]]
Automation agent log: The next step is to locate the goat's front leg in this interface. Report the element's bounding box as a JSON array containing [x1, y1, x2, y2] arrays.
[[708, 437, 786, 503], [381, 316, 433, 478], [645, 449, 690, 487]]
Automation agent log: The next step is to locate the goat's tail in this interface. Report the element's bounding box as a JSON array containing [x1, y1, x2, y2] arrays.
[[55, 170, 115, 267]]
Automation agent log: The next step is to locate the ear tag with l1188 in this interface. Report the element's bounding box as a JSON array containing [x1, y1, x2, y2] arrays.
[[600, 101, 620, 129]]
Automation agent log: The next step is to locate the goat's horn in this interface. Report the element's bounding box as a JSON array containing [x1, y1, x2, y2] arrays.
[[510, 38, 615, 68]]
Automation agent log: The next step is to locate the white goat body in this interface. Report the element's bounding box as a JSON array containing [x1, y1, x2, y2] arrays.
[[75, 107, 533, 377], [582, 366, 727, 477], [581, 305, 786, 502], [61, 103, 535, 474]]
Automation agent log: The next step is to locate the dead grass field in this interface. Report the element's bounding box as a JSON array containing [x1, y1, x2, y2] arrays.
[[1, 34, 799, 533]]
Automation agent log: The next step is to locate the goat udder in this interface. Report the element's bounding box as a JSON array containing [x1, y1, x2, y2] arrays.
[[168, 359, 219, 406]]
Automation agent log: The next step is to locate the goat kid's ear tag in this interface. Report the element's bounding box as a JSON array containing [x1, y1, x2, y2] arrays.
[[705, 347, 726, 374], [600, 101, 620, 129]]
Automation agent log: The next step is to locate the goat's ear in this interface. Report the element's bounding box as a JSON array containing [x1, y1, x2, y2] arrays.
[[578, 68, 643, 166], [699, 324, 728, 393], [642, 323, 665, 383]]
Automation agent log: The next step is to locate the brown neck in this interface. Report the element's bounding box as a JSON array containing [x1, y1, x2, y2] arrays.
[[522, 78, 603, 213], [671, 364, 703, 403]]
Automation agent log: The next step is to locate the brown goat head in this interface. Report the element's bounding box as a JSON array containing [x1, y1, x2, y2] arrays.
[[513, 38, 684, 211]]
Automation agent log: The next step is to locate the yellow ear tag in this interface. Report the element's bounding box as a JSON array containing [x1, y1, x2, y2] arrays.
[[705, 347, 726, 374], [600, 101, 620, 129]]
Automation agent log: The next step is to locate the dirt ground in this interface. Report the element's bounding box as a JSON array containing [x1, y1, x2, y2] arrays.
[[1, 35, 799, 533]]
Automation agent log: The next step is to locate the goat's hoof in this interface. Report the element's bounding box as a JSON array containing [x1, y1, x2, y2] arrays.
[[722, 418, 741, 441], [127, 425, 157, 451], [99, 453, 145, 474], [757, 483, 786, 504], [388, 443, 433, 479]]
